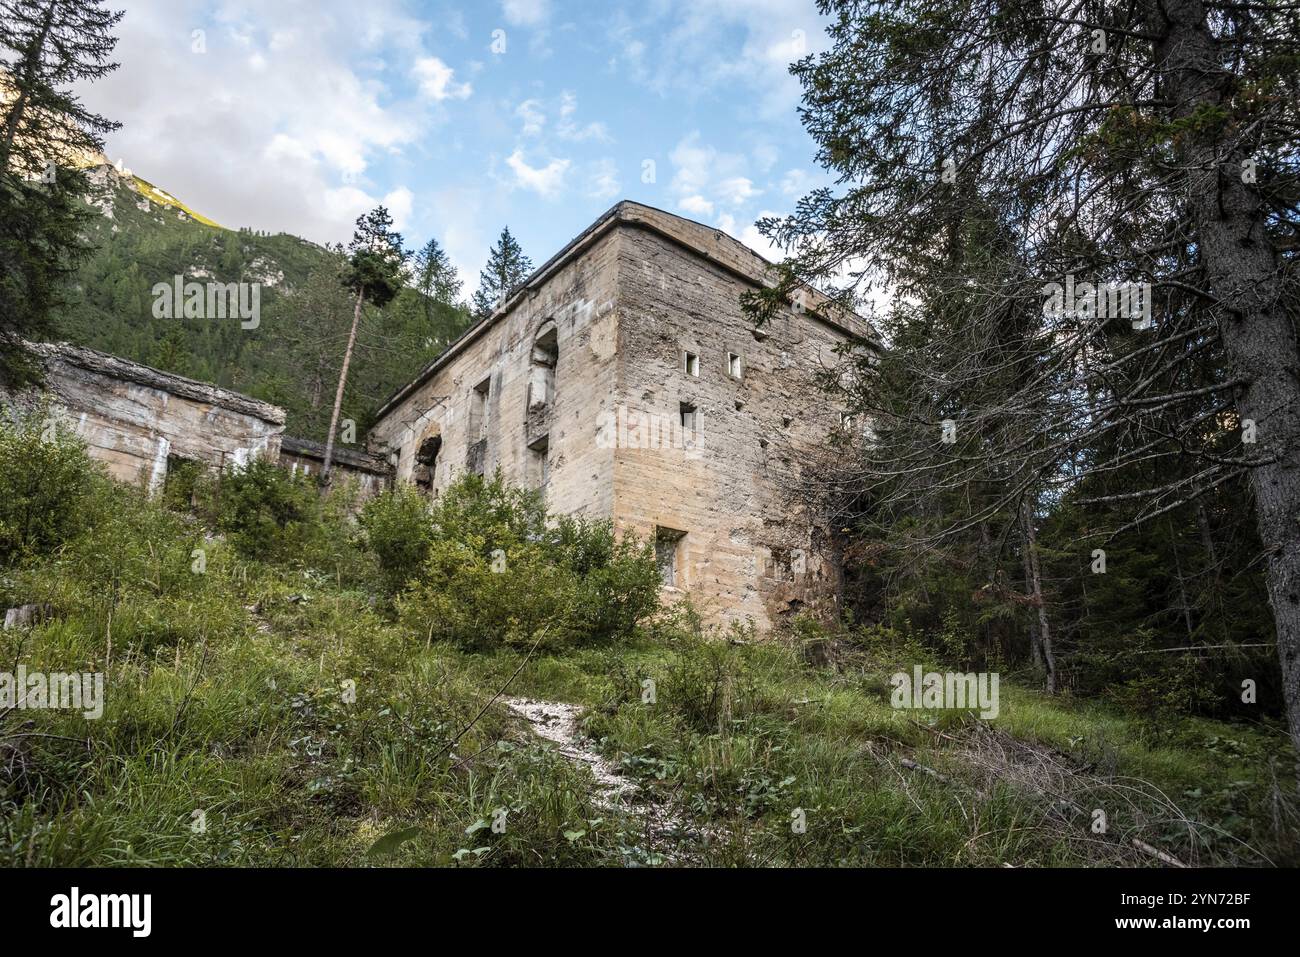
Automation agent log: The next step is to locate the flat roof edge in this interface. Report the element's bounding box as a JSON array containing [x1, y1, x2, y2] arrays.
[[372, 200, 876, 422], [28, 340, 287, 425]]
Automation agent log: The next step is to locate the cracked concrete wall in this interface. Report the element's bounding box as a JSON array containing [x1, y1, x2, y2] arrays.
[[367, 202, 858, 634]]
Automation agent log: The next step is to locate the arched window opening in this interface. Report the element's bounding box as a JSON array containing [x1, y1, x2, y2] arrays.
[[527, 322, 558, 411]]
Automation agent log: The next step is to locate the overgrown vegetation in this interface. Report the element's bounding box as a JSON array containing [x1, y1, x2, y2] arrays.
[[0, 417, 1294, 867]]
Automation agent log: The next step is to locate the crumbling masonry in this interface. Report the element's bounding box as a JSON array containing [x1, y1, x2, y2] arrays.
[[368, 202, 870, 632]]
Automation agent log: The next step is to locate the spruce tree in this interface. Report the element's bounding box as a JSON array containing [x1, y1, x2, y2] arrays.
[[471, 227, 532, 321], [322, 206, 408, 480], [413, 236, 461, 308], [0, 0, 123, 384]]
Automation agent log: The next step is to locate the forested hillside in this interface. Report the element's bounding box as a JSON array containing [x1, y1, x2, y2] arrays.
[[54, 163, 474, 441]]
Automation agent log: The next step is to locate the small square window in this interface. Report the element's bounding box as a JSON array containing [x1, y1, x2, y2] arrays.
[[684, 351, 699, 376], [679, 401, 698, 431], [727, 352, 742, 378]]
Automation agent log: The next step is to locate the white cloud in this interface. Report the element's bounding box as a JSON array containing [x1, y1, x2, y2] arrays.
[[506, 149, 570, 198], [516, 99, 546, 136], [752, 142, 779, 173], [322, 186, 380, 228], [717, 176, 760, 206], [424, 186, 490, 292], [669, 132, 719, 196], [679, 194, 714, 217], [74, 0, 460, 245], [780, 167, 811, 196], [555, 90, 611, 143], [502, 0, 550, 27], [382, 186, 415, 232], [444, 9, 469, 40], [718, 208, 783, 262], [669, 132, 759, 216], [413, 56, 472, 101], [611, 0, 828, 119], [586, 158, 621, 200]]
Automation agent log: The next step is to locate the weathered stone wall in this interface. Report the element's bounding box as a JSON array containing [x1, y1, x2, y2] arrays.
[[366, 201, 863, 634], [366, 228, 623, 521], [279, 436, 390, 499], [611, 221, 851, 632], [7, 342, 284, 491]]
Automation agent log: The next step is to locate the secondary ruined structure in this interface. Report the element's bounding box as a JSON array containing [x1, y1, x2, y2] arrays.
[[279, 436, 390, 497], [12, 341, 285, 491], [4, 342, 390, 497], [369, 201, 871, 631]]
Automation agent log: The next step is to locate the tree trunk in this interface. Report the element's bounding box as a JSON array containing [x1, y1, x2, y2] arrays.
[[1020, 498, 1057, 693], [1195, 500, 1219, 583], [309, 352, 325, 410], [1150, 0, 1300, 771], [1168, 518, 1196, 641], [321, 289, 363, 481]]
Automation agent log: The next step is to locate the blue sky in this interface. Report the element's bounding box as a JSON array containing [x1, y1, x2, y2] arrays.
[[77, 0, 834, 294]]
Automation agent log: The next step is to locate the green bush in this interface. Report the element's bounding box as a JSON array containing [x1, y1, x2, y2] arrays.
[[660, 632, 755, 733], [553, 515, 663, 642], [213, 458, 321, 563], [161, 456, 203, 512], [204, 459, 371, 583], [396, 472, 660, 649], [358, 483, 434, 596], [0, 406, 97, 565]]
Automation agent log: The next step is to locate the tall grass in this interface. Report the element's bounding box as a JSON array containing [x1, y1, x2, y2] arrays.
[[0, 412, 1293, 867]]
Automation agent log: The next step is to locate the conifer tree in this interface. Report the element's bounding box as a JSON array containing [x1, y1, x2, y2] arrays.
[[322, 206, 407, 480], [0, 0, 122, 384], [755, 0, 1300, 760], [471, 227, 532, 321]]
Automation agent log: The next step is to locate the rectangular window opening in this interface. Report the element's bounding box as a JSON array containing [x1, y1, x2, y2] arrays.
[[683, 351, 699, 377], [470, 377, 491, 441], [727, 352, 742, 378], [655, 527, 686, 588], [679, 401, 697, 431], [528, 435, 549, 487]]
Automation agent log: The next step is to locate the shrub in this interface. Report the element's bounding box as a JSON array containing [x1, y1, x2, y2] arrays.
[[299, 476, 374, 585], [358, 484, 434, 597], [662, 636, 746, 732], [204, 459, 371, 583], [555, 515, 663, 641], [0, 406, 96, 565], [396, 472, 659, 649], [159, 456, 200, 512], [213, 457, 320, 563]]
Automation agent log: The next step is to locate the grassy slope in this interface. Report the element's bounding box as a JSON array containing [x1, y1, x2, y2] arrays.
[[128, 174, 224, 229], [3, 536, 1294, 868]]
